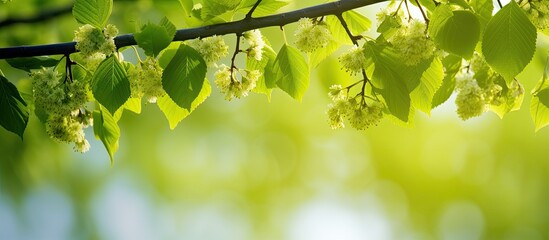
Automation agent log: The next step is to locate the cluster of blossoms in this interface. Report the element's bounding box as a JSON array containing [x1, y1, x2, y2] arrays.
[[519, 0, 549, 29], [188, 36, 229, 64], [326, 85, 384, 130], [214, 65, 261, 100], [339, 46, 367, 75], [388, 20, 435, 66], [31, 67, 91, 152], [243, 30, 266, 61], [74, 24, 119, 65], [128, 57, 165, 103], [294, 18, 332, 53], [454, 73, 487, 120], [455, 55, 524, 120]]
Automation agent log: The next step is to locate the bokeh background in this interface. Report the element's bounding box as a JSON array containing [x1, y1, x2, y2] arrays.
[[1, 0, 549, 239]]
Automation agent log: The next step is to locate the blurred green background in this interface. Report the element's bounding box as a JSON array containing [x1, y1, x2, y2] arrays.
[[1, 0, 549, 239]]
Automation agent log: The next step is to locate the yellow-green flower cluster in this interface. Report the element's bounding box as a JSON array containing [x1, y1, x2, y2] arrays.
[[339, 46, 367, 75], [455, 74, 487, 120], [519, 0, 549, 29], [294, 18, 332, 53], [31, 67, 91, 152], [74, 24, 118, 61], [326, 85, 384, 130], [128, 57, 165, 103], [389, 20, 435, 66], [189, 36, 229, 64], [243, 30, 266, 61], [214, 65, 260, 100]]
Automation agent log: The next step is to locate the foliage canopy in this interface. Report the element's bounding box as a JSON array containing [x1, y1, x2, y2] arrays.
[[1, 0, 549, 161]]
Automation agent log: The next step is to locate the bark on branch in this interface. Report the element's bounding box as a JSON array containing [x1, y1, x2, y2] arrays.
[[0, 0, 384, 60]]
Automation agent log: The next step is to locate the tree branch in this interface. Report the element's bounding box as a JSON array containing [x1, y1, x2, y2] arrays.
[[0, 0, 384, 60], [0, 4, 73, 28]]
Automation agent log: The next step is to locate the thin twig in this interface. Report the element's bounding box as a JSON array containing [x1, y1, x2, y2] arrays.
[[413, 0, 429, 25], [230, 34, 243, 82], [496, 0, 503, 8], [404, 0, 412, 21], [0, 0, 384, 59], [335, 14, 360, 46], [245, 0, 263, 19]]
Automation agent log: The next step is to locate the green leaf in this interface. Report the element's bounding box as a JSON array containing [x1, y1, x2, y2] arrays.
[[531, 90, 549, 131], [309, 40, 341, 68], [416, 0, 437, 12], [410, 57, 444, 114], [0, 76, 29, 139], [202, 0, 241, 20], [93, 108, 120, 164], [179, 0, 193, 15], [274, 44, 310, 101], [429, 7, 480, 59], [248, 45, 277, 100], [377, 15, 401, 39], [112, 98, 141, 122], [326, 11, 371, 45], [135, 19, 176, 57], [160, 17, 176, 37], [5, 57, 60, 73], [364, 41, 412, 122], [482, 0, 536, 83], [238, 0, 288, 17], [342, 10, 372, 35], [432, 54, 462, 108], [73, 0, 113, 28], [469, 0, 493, 29], [91, 55, 131, 114], [158, 79, 211, 129], [490, 78, 524, 118], [162, 44, 207, 110]]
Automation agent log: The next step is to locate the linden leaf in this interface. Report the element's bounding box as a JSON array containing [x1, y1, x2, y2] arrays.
[[0, 76, 29, 139]]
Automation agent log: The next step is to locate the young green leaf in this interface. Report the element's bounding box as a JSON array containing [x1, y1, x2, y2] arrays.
[[274, 44, 310, 102], [238, 0, 288, 17], [93, 108, 120, 164], [410, 57, 444, 115], [158, 79, 211, 129], [469, 0, 493, 29], [364, 41, 413, 122], [73, 0, 113, 28], [490, 78, 524, 118], [202, 0, 241, 20], [343, 10, 372, 35], [532, 90, 549, 131], [248, 45, 277, 100], [135, 19, 176, 57], [432, 54, 462, 108], [91, 55, 131, 114], [482, 0, 536, 83], [327, 11, 372, 45], [429, 6, 480, 59], [309, 41, 341, 68], [0, 76, 29, 139], [162, 44, 207, 110], [6, 57, 60, 73]]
